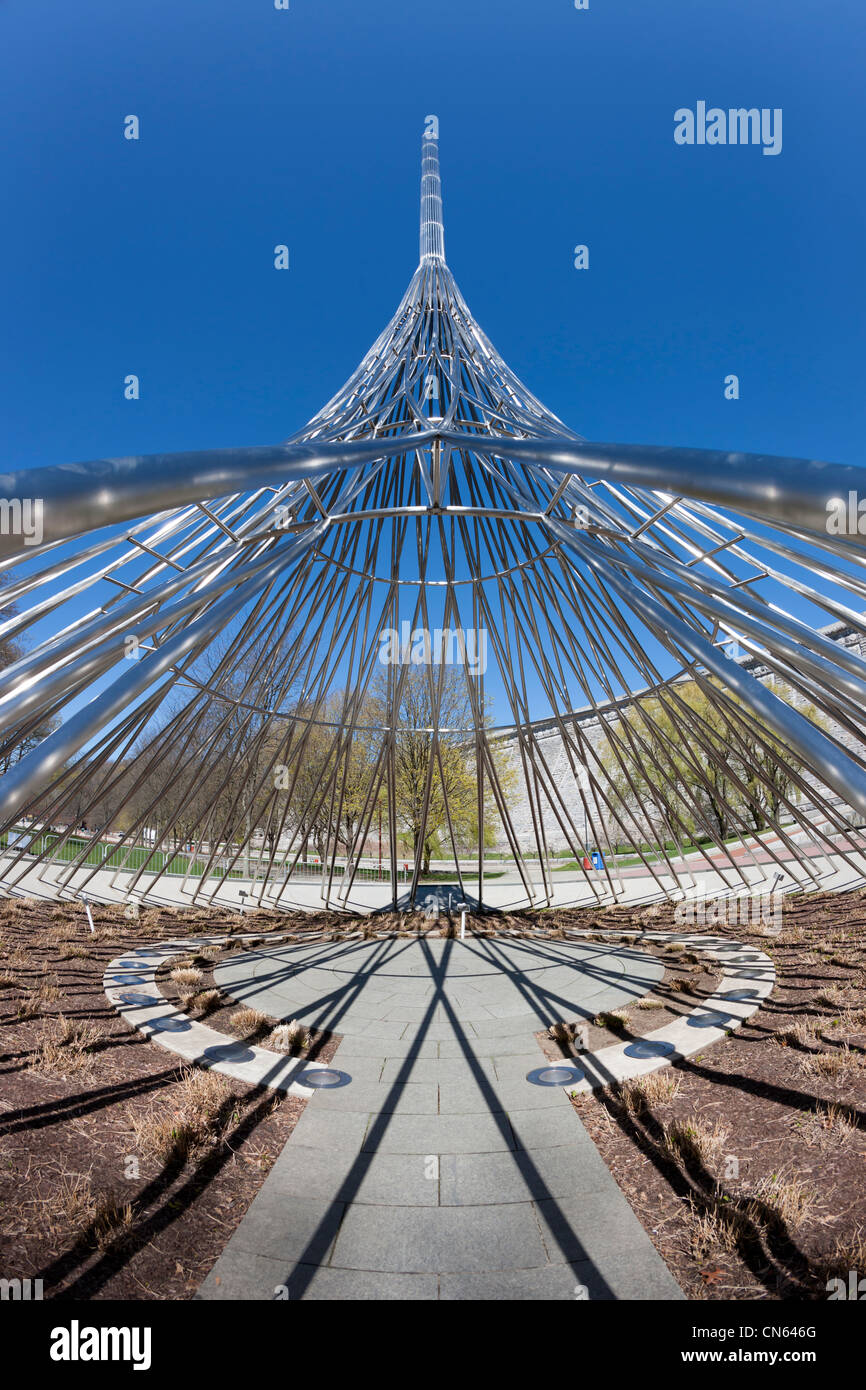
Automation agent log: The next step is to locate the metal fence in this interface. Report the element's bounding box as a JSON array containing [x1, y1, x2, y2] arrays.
[[1, 828, 410, 884]]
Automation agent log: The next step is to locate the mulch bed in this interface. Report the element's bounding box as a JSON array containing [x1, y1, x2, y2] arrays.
[[532, 892, 866, 1300], [532, 935, 721, 1052], [1, 890, 864, 1301], [0, 899, 341, 1300], [155, 942, 339, 1059]]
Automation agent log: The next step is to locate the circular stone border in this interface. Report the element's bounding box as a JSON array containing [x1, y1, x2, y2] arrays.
[[102, 931, 334, 1096], [556, 929, 775, 1092], [103, 926, 775, 1096]]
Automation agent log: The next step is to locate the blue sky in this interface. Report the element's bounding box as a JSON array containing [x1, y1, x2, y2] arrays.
[[1, 0, 864, 735], [3, 0, 864, 473]]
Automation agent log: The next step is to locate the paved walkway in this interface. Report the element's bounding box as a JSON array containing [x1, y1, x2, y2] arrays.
[[198, 937, 683, 1300], [9, 850, 866, 914]]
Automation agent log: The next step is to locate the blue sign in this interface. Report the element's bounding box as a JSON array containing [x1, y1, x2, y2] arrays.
[[590, 850, 604, 871]]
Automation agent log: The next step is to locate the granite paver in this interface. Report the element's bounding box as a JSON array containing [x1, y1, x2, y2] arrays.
[[198, 937, 683, 1300]]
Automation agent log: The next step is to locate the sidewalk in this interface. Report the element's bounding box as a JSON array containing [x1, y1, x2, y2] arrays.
[[197, 937, 683, 1300]]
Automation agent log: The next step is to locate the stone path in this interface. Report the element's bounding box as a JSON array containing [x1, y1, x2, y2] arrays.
[[197, 936, 685, 1300]]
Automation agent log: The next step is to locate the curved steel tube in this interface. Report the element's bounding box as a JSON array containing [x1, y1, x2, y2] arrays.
[[0, 436, 433, 557], [456, 435, 866, 547], [4, 430, 863, 561]]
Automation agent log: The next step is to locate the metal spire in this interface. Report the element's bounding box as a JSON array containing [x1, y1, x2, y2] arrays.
[[420, 120, 445, 263], [2, 118, 866, 912]]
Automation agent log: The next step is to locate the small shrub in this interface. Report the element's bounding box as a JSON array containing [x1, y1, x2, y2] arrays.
[[268, 1020, 309, 1054], [620, 1071, 681, 1113], [593, 1009, 630, 1032], [170, 967, 203, 989], [192, 988, 222, 1015], [227, 1006, 270, 1038], [665, 1115, 729, 1167]]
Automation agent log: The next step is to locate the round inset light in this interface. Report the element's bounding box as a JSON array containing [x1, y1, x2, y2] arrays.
[[720, 988, 759, 1002], [118, 992, 160, 1007], [148, 1016, 191, 1032], [295, 1068, 353, 1088], [688, 1010, 732, 1028], [526, 1064, 585, 1087], [108, 974, 146, 984], [203, 1043, 256, 1063], [624, 1039, 675, 1059]]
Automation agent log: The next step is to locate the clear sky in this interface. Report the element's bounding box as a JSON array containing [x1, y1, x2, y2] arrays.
[[3, 0, 864, 477], [1, 0, 864, 745]]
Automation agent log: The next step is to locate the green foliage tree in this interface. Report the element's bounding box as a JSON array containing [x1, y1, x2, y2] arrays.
[[368, 665, 516, 872], [597, 677, 817, 847]]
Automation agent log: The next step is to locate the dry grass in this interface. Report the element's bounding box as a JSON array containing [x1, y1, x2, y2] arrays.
[[170, 966, 203, 989], [36, 1167, 132, 1249], [681, 1155, 825, 1261], [745, 1167, 820, 1229], [818, 986, 847, 1008], [92, 1190, 135, 1250], [227, 1006, 270, 1038], [31, 1014, 105, 1076], [819, 1227, 866, 1281], [268, 1019, 310, 1054], [774, 1018, 817, 1048], [593, 1008, 630, 1031], [800, 1045, 862, 1079], [685, 1195, 750, 1260], [664, 1115, 730, 1168], [129, 1066, 234, 1164], [40, 1170, 99, 1238], [548, 1020, 578, 1045], [191, 988, 222, 1015], [16, 981, 61, 1019], [619, 1070, 682, 1114], [818, 1102, 858, 1141], [636, 997, 665, 1010]]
